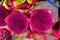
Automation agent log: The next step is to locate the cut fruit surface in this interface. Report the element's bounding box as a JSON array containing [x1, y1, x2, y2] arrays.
[[5, 11, 28, 34], [30, 9, 54, 33]]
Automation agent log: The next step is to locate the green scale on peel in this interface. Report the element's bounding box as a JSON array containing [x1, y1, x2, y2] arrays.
[[27, 0, 32, 4], [3, 0, 9, 9], [14, 0, 26, 7], [31, 2, 38, 9], [13, 37, 22, 40]]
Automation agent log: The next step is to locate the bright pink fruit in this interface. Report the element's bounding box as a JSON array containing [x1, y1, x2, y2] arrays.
[[0, 6, 9, 26], [5, 11, 28, 34], [30, 9, 54, 33]]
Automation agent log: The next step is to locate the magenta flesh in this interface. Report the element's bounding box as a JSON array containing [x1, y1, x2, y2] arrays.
[[0, 6, 8, 26], [0, 28, 11, 40], [5, 11, 28, 34], [30, 9, 54, 33]]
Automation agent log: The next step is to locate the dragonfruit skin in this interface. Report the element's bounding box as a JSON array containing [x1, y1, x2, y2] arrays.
[[30, 9, 54, 33], [0, 28, 11, 40], [3, 0, 38, 10], [12, 0, 37, 9], [27, 0, 38, 4], [32, 0, 37, 3], [0, 6, 9, 26], [6, 2, 30, 10], [52, 18, 60, 38], [27, 31, 47, 40], [5, 11, 28, 34], [16, 2, 31, 9]]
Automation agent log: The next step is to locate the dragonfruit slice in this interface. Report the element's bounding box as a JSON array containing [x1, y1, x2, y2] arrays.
[[0, 28, 11, 40], [5, 11, 28, 34], [30, 9, 54, 33], [0, 6, 8, 26], [52, 18, 60, 38]]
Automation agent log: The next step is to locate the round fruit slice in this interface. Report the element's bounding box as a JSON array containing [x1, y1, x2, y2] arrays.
[[5, 11, 28, 34], [30, 9, 54, 33]]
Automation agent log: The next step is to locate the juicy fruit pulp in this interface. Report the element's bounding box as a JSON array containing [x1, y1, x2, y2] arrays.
[[0, 6, 8, 26], [5, 11, 28, 34], [30, 9, 54, 33]]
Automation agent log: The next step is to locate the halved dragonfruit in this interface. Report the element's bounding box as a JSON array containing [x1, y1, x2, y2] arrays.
[[0, 28, 11, 40], [52, 18, 60, 38], [30, 9, 54, 33], [5, 11, 28, 34], [0, 6, 8, 26]]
